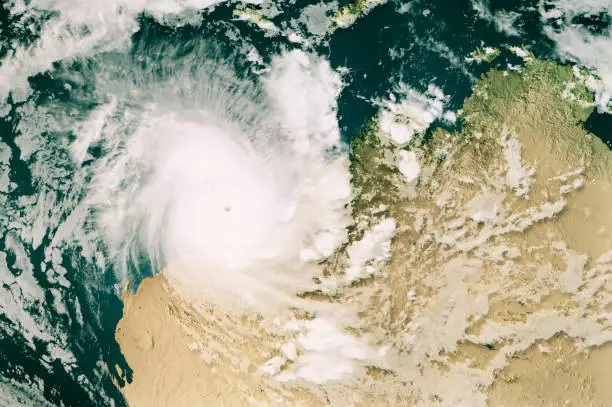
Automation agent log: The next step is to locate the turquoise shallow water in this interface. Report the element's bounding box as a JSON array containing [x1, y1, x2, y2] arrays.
[[0, 1, 609, 405]]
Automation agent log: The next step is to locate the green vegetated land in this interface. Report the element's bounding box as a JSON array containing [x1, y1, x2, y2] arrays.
[[349, 57, 602, 230]]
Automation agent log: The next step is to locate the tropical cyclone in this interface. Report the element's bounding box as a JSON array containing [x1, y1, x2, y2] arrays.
[[114, 58, 612, 406]]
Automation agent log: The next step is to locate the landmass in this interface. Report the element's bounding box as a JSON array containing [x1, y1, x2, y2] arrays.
[[331, 0, 387, 30], [115, 57, 612, 406]]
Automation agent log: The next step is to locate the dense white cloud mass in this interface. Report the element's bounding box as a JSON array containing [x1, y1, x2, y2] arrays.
[[72, 48, 352, 312], [0, 0, 353, 398], [540, 0, 612, 112]]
